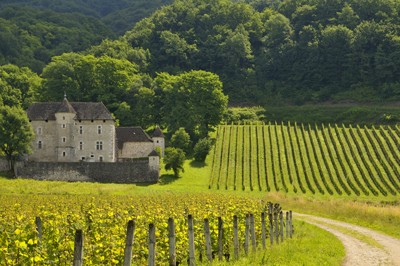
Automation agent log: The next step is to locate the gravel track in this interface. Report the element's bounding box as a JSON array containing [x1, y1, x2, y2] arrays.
[[296, 213, 400, 266]]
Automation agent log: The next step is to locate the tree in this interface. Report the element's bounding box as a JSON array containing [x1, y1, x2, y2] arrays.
[[0, 106, 34, 174], [0, 64, 42, 108], [193, 138, 213, 162], [170, 128, 192, 155], [162, 70, 228, 139], [164, 147, 185, 177]]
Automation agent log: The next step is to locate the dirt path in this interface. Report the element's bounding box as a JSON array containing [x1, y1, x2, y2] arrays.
[[295, 213, 400, 266]]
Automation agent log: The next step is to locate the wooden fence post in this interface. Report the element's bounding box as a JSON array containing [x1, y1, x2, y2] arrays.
[[279, 211, 284, 243], [218, 217, 224, 261], [188, 215, 196, 266], [289, 211, 293, 238], [233, 215, 239, 260], [261, 212, 266, 249], [286, 212, 289, 239], [35, 217, 42, 245], [124, 220, 135, 266], [244, 214, 250, 255], [204, 218, 213, 262], [148, 223, 156, 266], [274, 211, 279, 244], [269, 213, 273, 246], [73, 229, 84, 266], [168, 218, 176, 266], [249, 214, 256, 253]]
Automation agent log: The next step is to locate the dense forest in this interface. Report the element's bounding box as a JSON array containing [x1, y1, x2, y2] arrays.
[[2, 0, 400, 112], [0, 0, 172, 72]]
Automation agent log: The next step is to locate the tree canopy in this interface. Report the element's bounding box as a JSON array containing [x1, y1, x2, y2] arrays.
[[0, 105, 34, 172]]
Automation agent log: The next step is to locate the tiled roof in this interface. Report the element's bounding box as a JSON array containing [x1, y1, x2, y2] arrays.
[[152, 126, 165, 138], [116, 127, 153, 149], [27, 100, 114, 121], [148, 150, 159, 156]]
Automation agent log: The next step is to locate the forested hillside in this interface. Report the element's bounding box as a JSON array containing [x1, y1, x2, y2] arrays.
[[2, 0, 400, 108], [125, 0, 400, 104], [0, 0, 172, 72]]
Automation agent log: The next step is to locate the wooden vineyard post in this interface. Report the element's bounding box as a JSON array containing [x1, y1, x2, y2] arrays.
[[249, 214, 256, 253], [233, 215, 239, 260], [168, 218, 176, 266], [274, 211, 279, 244], [124, 220, 135, 266], [188, 215, 196, 266], [244, 214, 250, 255], [148, 223, 156, 266], [269, 213, 273, 246], [73, 229, 84, 266], [279, 211, 284, 243], [218, 217, 223, 261], [35, 216, 42, 245], [261, 212, 266, 249], [204, 218, 213, 262], [289, 211, 293, 238], [286, 212, 289, 239]]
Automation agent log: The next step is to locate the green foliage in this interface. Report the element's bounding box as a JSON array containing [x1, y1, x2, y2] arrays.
[[162, 70, 228, 139], [0, 64, 42, 108], [164, 147, 186, 177], [0, 106, 34, 172], [193, 138, 213, 162], [170, 128, 192, 155], [224, 106, 266, 124]]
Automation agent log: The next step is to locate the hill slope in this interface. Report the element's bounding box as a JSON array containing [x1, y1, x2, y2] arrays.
[[209, 123, 400, 198]]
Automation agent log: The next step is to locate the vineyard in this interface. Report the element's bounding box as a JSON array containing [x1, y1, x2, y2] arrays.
[[209, 123, 400, 196], [0, 193, 281, 265]]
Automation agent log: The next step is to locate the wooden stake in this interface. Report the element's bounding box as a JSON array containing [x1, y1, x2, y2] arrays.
[[168, 218, 176, 266], [124, 220, 135, 266], [204, 218, 212, 262]]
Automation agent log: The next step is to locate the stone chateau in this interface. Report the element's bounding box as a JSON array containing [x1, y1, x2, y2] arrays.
[[18, 96, 164, 183]]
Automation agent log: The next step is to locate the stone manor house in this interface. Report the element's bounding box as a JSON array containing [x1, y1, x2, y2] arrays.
[[26, 96, 164, 164]]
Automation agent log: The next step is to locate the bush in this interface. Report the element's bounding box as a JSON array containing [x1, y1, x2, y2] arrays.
[[193, 138, 213, 162], [164, 147, 186, 177]]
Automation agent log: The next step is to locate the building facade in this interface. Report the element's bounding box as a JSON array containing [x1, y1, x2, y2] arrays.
[[27, 97, 116, 162]]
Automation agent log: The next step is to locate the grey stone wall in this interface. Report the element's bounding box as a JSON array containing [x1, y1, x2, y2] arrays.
[[15, 160, 158, 183], [0, 158, 10, 171]]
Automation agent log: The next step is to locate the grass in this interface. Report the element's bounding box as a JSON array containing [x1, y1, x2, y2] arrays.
[[203, 220, 344, 266]]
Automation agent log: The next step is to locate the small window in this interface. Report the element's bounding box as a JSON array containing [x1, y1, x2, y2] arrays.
[[81, 157, 85, 161], [38, 141, 42, 149], [90, 154, 94, 158], [37, 127, 42, 135], [79, 126, 83, 134], [156, 140, 159, 143], [62, 151, 66, 157], [99, 156, 103, 162], [62, 124, 66, 128], [97, 125, 102, 134], [63, 116, 65, 120], [96, 141, 103, 150], [79, 141, 83, 150], [62, 137, 66, 143]]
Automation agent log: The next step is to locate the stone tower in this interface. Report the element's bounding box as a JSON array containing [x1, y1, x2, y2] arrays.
[[152, 126, 165, 156], [54, 95, 76, 162], [148, 150, 160, 177]]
